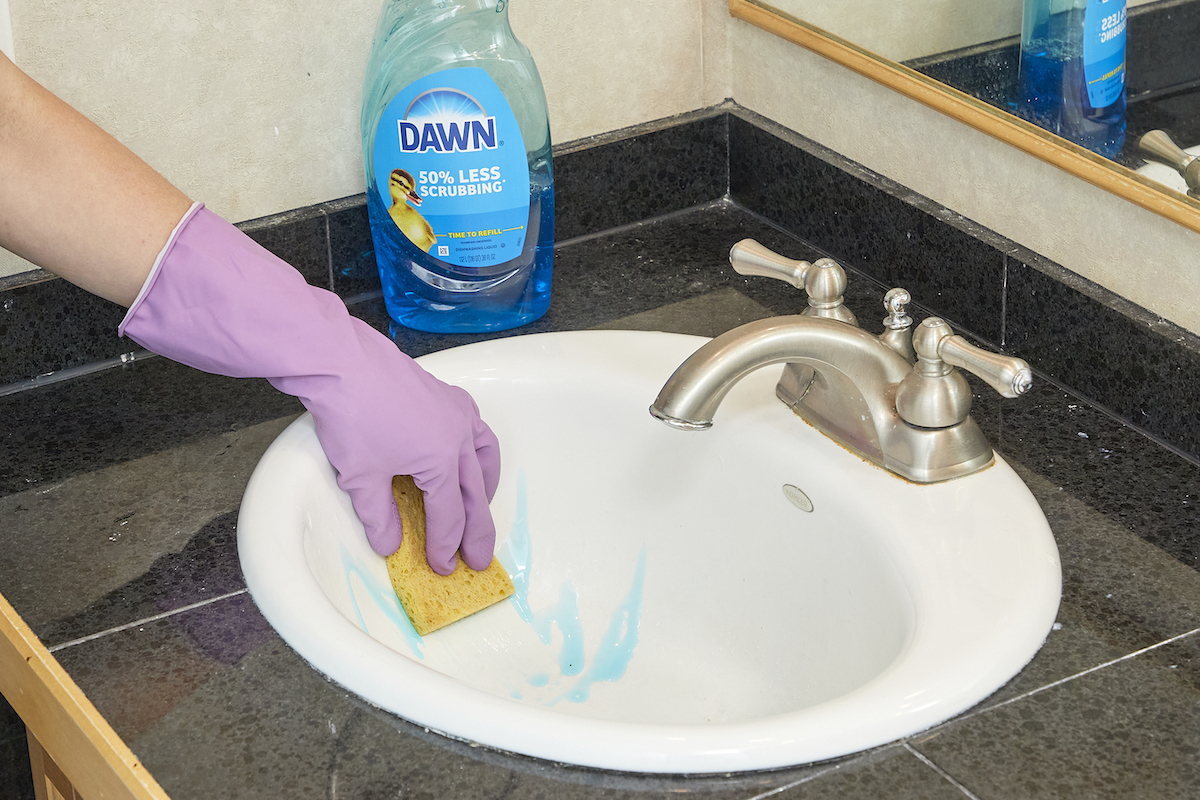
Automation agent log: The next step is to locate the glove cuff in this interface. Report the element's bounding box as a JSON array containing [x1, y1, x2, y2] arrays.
[[118, 201, 206, 334]]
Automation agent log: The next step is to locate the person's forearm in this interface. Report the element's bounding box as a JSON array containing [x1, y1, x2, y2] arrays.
[[0, 53, 192, 306]]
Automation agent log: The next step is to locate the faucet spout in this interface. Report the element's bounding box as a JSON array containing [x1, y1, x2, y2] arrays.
[[651, 316, 914, 462], [651, 315, 911, 426], [651, 314, 1005, 483]]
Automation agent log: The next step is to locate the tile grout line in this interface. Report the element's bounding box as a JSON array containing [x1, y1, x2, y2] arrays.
[[928, 624, 1200, 734], [47, 589, 249, 653], [744, 763, 844, 799], [747, 627, 1200, 799], [323, 212, 336, 291], [1000, 253, 1009, 350], [743, 743, 910, 799], [0, 349, 157, 398], [551, 198, 731, 251], [903, 741, 984, 800]]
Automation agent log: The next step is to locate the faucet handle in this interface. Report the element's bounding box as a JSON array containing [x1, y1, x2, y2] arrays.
[[729, 238, 809, 287], [804, 258, 857, 325], [729, 239, 856, 325], [914, 318, 1032, 397], [896, 318, 1032, 428], [1138, 130, 1200, 198], [1139, 130, 1194, 171], [938, 336, 1033, 399]]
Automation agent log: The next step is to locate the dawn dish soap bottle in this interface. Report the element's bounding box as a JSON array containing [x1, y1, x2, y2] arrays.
[[361, 0, 554, 333], [1017, 0, 1127, 158]]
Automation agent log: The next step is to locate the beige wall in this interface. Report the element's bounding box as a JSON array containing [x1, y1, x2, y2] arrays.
[[768, 0, 1157, 62], [1, 0, 727, 278], [5, 1, 1199, 341], [0, 0, 12, 61]]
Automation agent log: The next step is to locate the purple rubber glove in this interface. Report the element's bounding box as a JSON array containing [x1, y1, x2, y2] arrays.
[[119, 203, 500, 574]]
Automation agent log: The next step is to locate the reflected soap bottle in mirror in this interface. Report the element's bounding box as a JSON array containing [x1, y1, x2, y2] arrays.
[[1017, 0, 1127, 158]]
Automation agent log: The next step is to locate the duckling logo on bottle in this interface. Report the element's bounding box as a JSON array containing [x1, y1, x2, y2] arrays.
[[372, 68, 530, 267]]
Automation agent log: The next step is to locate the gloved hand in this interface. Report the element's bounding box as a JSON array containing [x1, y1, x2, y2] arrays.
[[120, 203, 500, 574]]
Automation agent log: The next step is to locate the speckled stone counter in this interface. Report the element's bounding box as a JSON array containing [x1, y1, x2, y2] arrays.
[[2, 108, 1199, 799]]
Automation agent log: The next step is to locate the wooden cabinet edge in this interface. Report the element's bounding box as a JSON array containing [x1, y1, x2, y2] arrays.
[[0, 592, 169, 800], [29, 731, 77, 800]]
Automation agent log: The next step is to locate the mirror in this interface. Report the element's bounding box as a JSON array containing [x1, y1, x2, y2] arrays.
[[730, 0, 1200, 235]]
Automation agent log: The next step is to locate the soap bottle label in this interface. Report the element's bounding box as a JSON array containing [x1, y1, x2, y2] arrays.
[[1082, 0, 1126, 108], [371, 67, 530, 269]]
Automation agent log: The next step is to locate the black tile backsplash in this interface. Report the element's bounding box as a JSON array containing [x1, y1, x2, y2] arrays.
[[1125, 0, 1200, 96], [1005, 254, 1200, 459], [727, 116, 1008, 345], [0, 213, 334, 392], [326, 198, 378, 299], [5, 105, 1200, 473], [551, 110, 729, 241], [0, 277, 131, 386], [240, 208, 332, 290]]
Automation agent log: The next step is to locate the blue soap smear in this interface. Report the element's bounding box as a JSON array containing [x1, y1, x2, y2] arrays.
[[340, 544, 424, 659], [558, 546, 646, 704], [497, 472, 648, 705], [499, 474, 584, 675]]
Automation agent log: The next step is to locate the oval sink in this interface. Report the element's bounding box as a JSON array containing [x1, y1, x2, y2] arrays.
[[238, 330, 1061, 773]]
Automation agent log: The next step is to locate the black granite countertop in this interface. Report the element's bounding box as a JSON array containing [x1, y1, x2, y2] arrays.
[[2, 109, 1200, 799]]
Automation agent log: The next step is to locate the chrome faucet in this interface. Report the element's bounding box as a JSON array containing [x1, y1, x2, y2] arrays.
[[650, 240, 1033, 483]]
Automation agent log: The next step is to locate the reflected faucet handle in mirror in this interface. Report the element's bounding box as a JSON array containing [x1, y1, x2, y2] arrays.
[[1138, 130, 1200, 199], [728, 239, 856, 325]]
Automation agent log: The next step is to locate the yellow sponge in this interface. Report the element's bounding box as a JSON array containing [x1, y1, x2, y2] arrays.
[[386, 475, 514, 635]]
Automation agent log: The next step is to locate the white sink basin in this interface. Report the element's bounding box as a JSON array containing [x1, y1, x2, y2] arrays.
[[238, 330, 1061, 773]]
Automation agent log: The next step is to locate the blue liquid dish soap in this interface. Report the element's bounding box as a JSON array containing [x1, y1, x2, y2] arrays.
[[361, 0, 554, 333], [1018, 0, 1127, 158]]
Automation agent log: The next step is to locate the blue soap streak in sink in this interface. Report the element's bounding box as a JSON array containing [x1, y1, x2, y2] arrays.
[[340, 543, 425, 659], [500, 473, 586, 676], [560, 546, 646, 704], [498, 472, 648, 702]]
